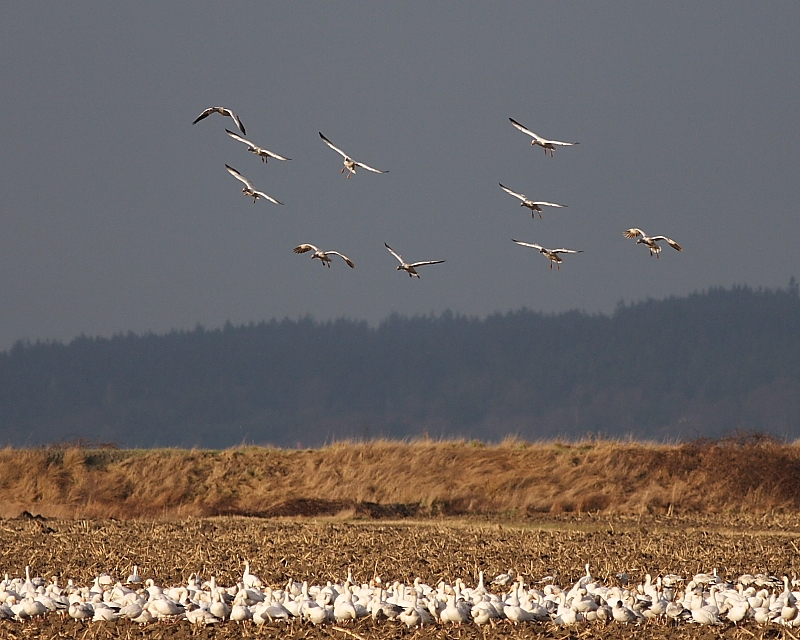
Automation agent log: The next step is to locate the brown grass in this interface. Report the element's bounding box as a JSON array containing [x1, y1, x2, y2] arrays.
[[1, 434, 799, 519]]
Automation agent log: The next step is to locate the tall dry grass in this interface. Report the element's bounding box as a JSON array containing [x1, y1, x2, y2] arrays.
[[1, 434, 799, 519]]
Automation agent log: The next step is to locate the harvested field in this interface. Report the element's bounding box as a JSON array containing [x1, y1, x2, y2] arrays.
[[2, 514, 800, 639], [2, 434, 800, 519]]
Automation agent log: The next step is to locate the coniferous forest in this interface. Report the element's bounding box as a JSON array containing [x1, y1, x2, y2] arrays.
[[1, 284, 799, 448]]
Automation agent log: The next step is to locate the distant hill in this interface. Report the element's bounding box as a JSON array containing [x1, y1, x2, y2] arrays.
[[1, 283, 799, 448]]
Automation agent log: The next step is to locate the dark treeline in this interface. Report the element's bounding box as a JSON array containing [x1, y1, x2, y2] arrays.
[[2, 283, 800, 448]]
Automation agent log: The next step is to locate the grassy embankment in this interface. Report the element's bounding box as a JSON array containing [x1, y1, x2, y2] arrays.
[[1, 435, 798, 519]]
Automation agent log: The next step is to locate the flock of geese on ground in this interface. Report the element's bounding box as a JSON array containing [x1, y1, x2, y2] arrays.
[[192, 106, 683, 276], [3, 563, 800, 628]]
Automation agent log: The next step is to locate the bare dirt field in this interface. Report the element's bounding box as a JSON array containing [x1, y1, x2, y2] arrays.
[[2, 513, 799, 639]]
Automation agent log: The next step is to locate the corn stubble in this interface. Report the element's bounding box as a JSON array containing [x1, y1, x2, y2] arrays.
[[2, 515, 799, 639]]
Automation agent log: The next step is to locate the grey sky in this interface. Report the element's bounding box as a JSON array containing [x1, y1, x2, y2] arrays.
[[1, 3, 798, 350]]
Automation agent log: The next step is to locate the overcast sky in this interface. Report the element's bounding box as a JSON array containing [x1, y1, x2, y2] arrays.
[[1, 3, 798, 350]]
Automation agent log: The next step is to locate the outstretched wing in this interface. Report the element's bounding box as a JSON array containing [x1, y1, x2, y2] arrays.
[[530, 201, 567, 209], [623, 228, 645, 239], [551, 248, 583, 255], [222, 108, 246, 135], [327, 251, 356, 268], [226, 129, 255, 147], [225, 164, 253, 189], [353, 160, 387, 174], [263, 148, 291, 161], [293, 244, 318, 254], [319, 132, 348, 159], [407, 260, 445, 268], [192, 107, 216, 125], [253, 189, 283, 205], [499, 183, 527, 201], [509, 117, 543, 142], [546, 139, 578, 147], [512, 239, 544, 251], [652, 236, 683, 251], [384, 243, 404, 264]]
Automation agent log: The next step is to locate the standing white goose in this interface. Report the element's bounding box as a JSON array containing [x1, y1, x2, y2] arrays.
[[512, 239, 583, 270], [623, 229, 682, 257], [193, 106, 246, 135], [319, 132, 388, 178], [225, 165, 283, 204], [126, 566, 141, 585], [509, 118, 578, 157], [226, 130, 290, 163], [499, 184, 566, 219], [384, 243, 445, 278], [242, 562, 263, 590], [293, 244, 355, 269]]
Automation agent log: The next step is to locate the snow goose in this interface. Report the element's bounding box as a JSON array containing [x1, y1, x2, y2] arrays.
[[691, 605, 721, 625], [92, 602, 122, 622], [20, 595, 48, 619], [126, 566, 141, 585], [150, 597, 185, 619], [509, 118, 578, 157], [242, 562, 262, 590], [726, 599, 750, 624], [302, 600, 331, 625], [399, 602, 423, 628], [623, 229, 682, 257], [319, 132, 388, 178], [118, 600, 144, 620], [68, 598, 94, 621], [491, 569, 515, 587], [384, 243, 444, 278], [293, 244, 355, 268], [186, 605, 220, 626], [209, 590, 231, 620], [230, 591, 253, 623], [503, 590, 536, 624], [0, 600, 12, 621], [612, 599, 639, 624], [193, 106, 246, 135], [781, 576, 798, 622], [333, 589, 357, 623], [499, 183, 566, 218], [226, 130, 290, 163], [512, 239, 583, 270], [440, 593, 470, 625], [225, 165, 283, 204]]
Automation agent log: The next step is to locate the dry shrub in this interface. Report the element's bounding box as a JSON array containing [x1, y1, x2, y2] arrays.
[[2, 435, 800, 519]]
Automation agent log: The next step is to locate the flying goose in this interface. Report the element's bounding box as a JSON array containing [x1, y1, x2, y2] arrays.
[[226, 130, 290, 163], [192, 106, 246, 135], [499, 184, 566, 218], [293, 244, 355, 268], [384, 243, 444, 278], [509, 118, 578, 157], [319, 132, 388, 178], [623, 228, 682, 257], [225, 165, 283, 204], [512, 239, 583, 270]]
